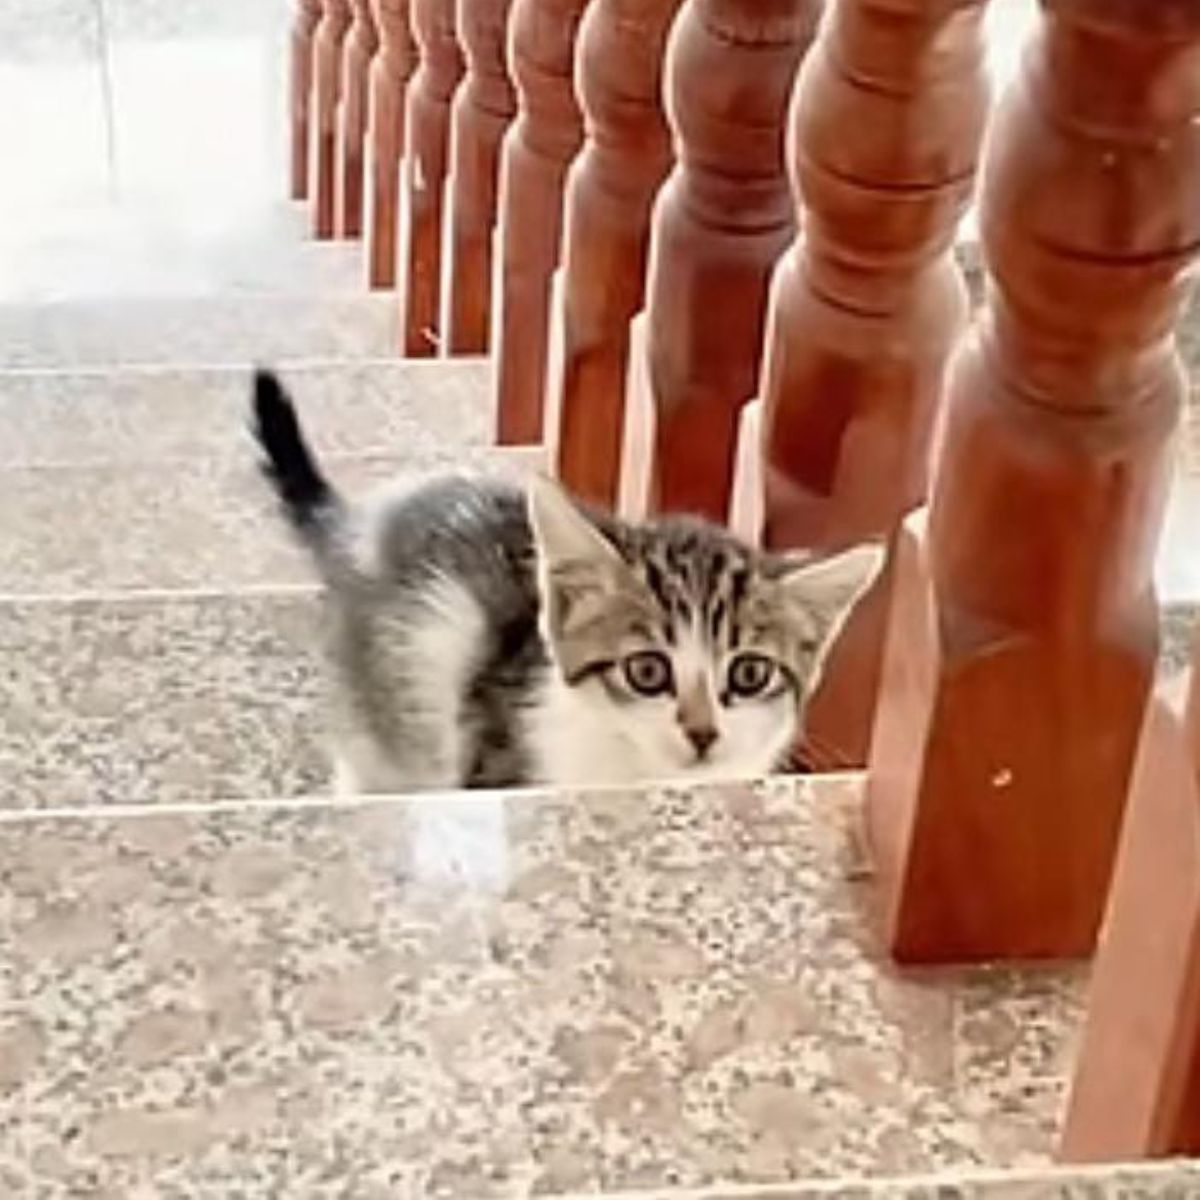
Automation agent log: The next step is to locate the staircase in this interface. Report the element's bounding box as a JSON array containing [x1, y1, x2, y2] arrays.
[[1, 1, 1198, 1195], [0, 250, 1193, 1196]]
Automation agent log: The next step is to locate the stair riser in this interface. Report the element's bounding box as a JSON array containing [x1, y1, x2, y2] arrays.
[[2, 591, 326, 810], [0, 359, 492, 467]]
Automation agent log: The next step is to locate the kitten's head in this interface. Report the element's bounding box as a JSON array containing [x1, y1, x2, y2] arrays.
[[528, 477, 883, 783]]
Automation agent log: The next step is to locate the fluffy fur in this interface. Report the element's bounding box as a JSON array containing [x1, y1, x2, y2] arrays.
[[251, 370, 883, 793]]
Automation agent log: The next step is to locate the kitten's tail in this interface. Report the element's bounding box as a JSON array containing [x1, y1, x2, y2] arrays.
[[251, 368, 341, 546]]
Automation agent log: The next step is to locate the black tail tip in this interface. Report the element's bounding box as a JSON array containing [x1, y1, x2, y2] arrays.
[[252, 366, 293, 429], [249, 366, 332, 525]]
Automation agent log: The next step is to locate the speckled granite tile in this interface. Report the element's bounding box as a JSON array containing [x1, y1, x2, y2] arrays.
[[950, 966, 1089, 1169], [0, 777, 1087, 1194], [0, 293, 400, 368], [549, 1160, 1200, 1199], [0, 590, 327, 808], [0, 447, 542, 594], [0, 358, 494, 467]]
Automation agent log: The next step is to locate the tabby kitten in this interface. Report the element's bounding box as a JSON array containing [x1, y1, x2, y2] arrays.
[[252, 370, 882, 793]]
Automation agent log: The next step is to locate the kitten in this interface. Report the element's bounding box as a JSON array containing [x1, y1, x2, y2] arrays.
[[251, 370, 882, 793]]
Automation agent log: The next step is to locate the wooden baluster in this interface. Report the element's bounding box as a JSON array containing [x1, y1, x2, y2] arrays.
[[290, 0, 323, 201], [493, 0, 590, 443], [366, 0, 416, 286], [1061, 648, 1200, 1158], [442, 0, 517, 354], [340, 0, 380, 237], [866, 0, 1200, 963], [400, 0, 464, 354], [547, 0, 683, 508], [312, 0, 353, 238], [756, 0, 991, 769], [632, 0, 821, 521]]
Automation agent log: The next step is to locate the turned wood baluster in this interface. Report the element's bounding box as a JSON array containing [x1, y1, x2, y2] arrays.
[[867, 0, 1200, 963], [493, 0, 590, 443], [548, 0, 683, 507], [758, 0, 991, 769], [312, 0, 353, 238], [290, 0, 323, 200], [399, 0, 464, 354], [339, 0, 380, 236], [441, 0, 517, 353], [637, 0, 821, 520], [1062, 644, 1200, 1159], [366, 0, 417, 287]]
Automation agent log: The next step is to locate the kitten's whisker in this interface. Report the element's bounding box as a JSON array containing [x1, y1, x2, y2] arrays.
[[797, 730, 859, 773]]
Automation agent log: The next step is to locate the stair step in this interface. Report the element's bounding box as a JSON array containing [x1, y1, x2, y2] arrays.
[[0, 293, 403, 368], [1, 589, 325, 809], [560, 1162, 1200, 1198], [0, 358, 494, 468], [0, 775, 1084, 1194], [0, 357, 540, 594], [1, 447, 542, 595]]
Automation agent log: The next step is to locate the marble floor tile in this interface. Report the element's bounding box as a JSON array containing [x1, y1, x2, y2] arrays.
[[0, 776, 1087, 1194]]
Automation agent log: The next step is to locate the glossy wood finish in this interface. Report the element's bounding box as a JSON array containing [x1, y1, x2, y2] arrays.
[[442, 0, 517, 354], [366, 0, 417, 287], [290, 0, 323, 201], [312, 0, 353, 238], [867, 0, 1200, 963], [400, 0, 465, 354], [549, 0, 683, 506], [339, 0, 380, 237], [760, 0, 990, 769], [636, 0, 821, 521], [1062, 663, 1200, 1159], [493, 0, 590, 443]]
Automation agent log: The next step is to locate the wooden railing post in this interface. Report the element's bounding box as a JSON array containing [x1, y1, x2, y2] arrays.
[[340, 0, 380, 237], [1061, 652, 1200, 1159], [866, 0, 1200, 963], [366, 0, 417, 287], [547, 0, 683, 507], [290, 0, 323, 201], [630, 0, 822, 521], [312, 0, 353, 238], [756, 0, 991, 769], [493, 0, 590, 443], [442, 0, 517, 354], [400, 0, 465, 354]]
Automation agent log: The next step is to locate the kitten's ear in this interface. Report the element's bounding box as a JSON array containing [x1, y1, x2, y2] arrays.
[[774, 543, 886, 630], [526, 475, 621, 571]]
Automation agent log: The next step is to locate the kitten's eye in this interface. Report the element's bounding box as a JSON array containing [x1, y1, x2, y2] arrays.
[[727, 653, 775, 698], [622, 651, 673, 697]]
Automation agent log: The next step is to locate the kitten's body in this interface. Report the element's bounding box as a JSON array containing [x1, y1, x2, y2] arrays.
[[252, 372, 882, 793]]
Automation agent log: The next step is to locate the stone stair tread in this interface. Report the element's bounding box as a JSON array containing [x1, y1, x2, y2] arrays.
[[1, 589, 326, 809], [0, 775, 1085, 1195], [0, 358, 493, 468], [0, 293, 402, 368], [545, 1161, 1200, 1199], [0, 446, 543, 595]]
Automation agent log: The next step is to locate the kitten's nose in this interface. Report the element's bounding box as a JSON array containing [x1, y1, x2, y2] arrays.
[[685, 725, 718, 759]]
